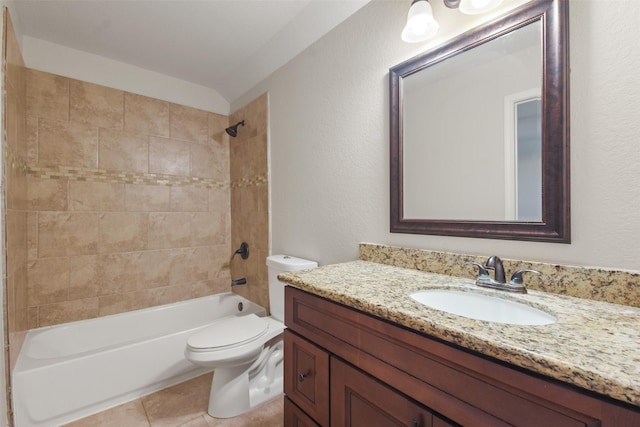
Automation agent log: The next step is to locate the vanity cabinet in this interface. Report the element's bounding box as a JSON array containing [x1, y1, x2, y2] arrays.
[[284, 286, 640, 427]]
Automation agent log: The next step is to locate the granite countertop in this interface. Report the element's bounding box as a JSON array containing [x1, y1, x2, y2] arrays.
[[279, 260, 640, 407]]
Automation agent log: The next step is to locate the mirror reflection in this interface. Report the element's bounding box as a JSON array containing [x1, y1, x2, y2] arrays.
[[402, 21, 542, 221], [389, 0, 570, 242]]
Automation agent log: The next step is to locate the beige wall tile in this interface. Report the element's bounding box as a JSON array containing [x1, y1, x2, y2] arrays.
[[124, 92, 169, 137], [27, 257, 69, 306], [27, 116, 39, 164], [209, 244, 231, 279], [28, 307, 39, 330], [170, 186, 208, 212], [168, 247, 209, 286], [148, 212, 191, 249], [98, 292, 141, 316], [69, 255, 100, 300], [6, 210, 27, 273], [39, 119, 98, 168], [98, 212, 149, 253], [27, 212, 38, 261], [190, 142, 228, 180], [125, 184, 170, 212], [95, 253, 128, 296], [70, 181, 124, 211], [38, 298, 99, 327], [98, 128, 149, 173], [6, 78, 20, 154], [191, 212, 226, 247], [170, 103, 208, 143], [208, 112, 229, 144], [6, 156, 28, 210], [95, 251, 169, 295], [38, 212, 99, 257], [26, 69, 69, 121], [135, 250, 172, 289], [149, 136, 190, 176], [27, 176, 68, 211], [14, 265, 29, 332], [70, 80, 124, 129], [209, 187, 230, 215]]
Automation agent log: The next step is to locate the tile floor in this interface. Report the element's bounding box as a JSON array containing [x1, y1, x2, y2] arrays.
[[63, 373, 284, 427]]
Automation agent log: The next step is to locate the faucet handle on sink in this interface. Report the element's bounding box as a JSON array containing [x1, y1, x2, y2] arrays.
[[509, 269, 541, 286], [465, 261, 491, 279]]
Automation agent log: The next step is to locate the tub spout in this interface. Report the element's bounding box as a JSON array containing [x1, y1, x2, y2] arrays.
[[231, 278, 247, 286]]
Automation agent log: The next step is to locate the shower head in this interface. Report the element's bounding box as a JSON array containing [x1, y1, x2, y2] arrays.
[[225, 120, 245, 138]]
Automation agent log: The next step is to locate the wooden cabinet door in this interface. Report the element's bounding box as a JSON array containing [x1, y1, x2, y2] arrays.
[[285, 397, 320, 427], [284, 330, 330, 426], [331, 357, 434, 427]]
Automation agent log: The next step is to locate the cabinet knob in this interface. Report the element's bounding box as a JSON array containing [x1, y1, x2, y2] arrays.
[[298, 371, 309, 382], [411, 421, 419, 427]]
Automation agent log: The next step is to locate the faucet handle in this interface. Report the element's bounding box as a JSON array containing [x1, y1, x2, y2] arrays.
[[465, 261, 491, 278], [509, 269, 541, 285]]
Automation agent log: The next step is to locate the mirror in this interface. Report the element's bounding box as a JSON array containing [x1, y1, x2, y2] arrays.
[[390, 0, 569, 242]]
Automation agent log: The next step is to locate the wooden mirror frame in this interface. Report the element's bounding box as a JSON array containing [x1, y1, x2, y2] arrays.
[[390, 0, 569, 242]]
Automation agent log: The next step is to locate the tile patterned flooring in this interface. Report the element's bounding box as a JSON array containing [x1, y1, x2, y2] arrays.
[[63, 373, 284, 427]]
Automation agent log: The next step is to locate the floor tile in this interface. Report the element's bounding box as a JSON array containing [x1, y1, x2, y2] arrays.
[[142, 373, 212, 427]]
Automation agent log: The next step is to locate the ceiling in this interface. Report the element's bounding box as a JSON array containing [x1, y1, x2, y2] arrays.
[[9, 0, 370, 103]]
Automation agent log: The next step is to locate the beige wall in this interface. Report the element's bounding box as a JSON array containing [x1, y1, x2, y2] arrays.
[[228, 94, 270, 311], [23, 69, 232, 328], [233, 0, 640, 274]]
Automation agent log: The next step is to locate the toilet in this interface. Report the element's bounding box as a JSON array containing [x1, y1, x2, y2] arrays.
[[185, 254, 317, 418]]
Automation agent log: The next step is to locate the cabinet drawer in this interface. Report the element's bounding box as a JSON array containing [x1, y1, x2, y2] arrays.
[[285, 397, 320, 427], [284, 329, 329, 426]]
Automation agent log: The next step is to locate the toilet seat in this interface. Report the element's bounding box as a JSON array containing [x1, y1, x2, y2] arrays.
[[185, 316, 285, 368], [187, 314, 268, 351]]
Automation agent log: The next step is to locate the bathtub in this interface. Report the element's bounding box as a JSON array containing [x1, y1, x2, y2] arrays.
[[13, 292, 266, 427]]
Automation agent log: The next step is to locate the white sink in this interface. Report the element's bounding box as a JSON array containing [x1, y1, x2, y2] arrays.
[[410, 290, 556, 325]]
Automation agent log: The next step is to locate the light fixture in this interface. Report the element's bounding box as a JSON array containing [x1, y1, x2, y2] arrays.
[[444, 0, 504, 15], [401, 0, 439, 43]]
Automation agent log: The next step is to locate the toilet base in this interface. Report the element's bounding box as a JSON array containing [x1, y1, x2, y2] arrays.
[[207, 340, 284, 418]]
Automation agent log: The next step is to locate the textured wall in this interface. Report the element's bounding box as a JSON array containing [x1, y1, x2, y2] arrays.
[[24, 69, 232, 327], [233, 0, 640, 274], [228, 94, 270, 312]]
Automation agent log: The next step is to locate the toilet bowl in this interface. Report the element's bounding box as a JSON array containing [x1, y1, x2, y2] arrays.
[[185, 254, 317, 419]]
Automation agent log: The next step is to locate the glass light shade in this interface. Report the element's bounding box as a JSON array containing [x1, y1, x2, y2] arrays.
[[459, 0, 504, 15], [401, 0, 439, 43]]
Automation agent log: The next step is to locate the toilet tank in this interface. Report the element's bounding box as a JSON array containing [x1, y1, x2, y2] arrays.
[[266, 255, 317, 321]]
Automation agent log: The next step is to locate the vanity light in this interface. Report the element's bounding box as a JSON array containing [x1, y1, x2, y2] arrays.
[[444, 0, 504, 15], [401, 0, 439, 43]]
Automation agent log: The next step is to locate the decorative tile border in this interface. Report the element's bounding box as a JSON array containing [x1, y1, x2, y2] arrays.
[[359, 243, 640, 308], [4, 149, 268, 190]]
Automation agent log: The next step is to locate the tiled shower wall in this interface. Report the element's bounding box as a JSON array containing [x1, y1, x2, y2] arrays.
[[3, 10, 29, 370], [229, 94, 270, 311], [24, 69, 232, 328]]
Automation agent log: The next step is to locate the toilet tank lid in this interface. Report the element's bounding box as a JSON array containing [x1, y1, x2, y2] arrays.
[[266, 255, 318, 271]]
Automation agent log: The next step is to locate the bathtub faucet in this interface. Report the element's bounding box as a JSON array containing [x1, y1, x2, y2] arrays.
[[231, 278, 247, 286]]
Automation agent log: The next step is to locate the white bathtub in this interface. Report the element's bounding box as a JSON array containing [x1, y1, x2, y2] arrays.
[[13, 292, 266, 427]]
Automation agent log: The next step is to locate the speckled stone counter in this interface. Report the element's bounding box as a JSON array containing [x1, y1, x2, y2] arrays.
[[279, 261, 640, 407]]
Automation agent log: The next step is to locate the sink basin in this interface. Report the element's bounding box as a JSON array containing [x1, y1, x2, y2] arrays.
[[410, 290, 556, 325]]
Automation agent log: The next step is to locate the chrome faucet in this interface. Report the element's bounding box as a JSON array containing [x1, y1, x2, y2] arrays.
[[465, 256, 540, 294]]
